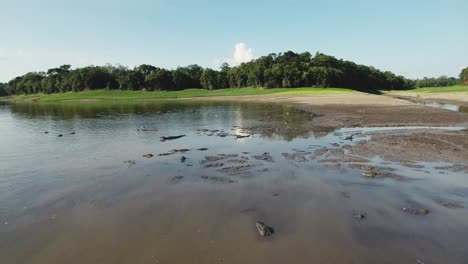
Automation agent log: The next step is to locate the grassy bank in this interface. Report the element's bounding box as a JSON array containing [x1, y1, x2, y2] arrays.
[[8, 87, 354, 102], [394, 85, 468, 93]]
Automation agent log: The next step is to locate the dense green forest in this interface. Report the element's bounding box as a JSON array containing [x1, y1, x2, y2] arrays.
[[0, 52, 466, 96], [415, 76, 460, 88]]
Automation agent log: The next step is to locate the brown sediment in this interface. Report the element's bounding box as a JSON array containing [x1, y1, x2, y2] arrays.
[[348, 129, 468, 164]]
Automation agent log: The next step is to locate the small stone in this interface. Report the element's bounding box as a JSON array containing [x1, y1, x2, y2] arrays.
[[362, 171, 378, 178], [143, 154, 154, 158], [44, 131, 49, 134], [354, 214, 366, 220], [57, 134, 63, 137], [180, 156, 187, 162], [255, 221, 274, 237], [69, 132, 76, 135]]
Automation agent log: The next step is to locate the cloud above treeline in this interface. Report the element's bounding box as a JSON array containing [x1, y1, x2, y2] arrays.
[[212, 42, 255, 68]]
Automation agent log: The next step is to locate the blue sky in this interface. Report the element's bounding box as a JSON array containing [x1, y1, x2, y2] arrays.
[[0, 0, 467, 82]]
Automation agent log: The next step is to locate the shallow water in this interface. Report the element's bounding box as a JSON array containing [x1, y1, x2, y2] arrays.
[[0, 101, 467, 264], [412, 99, 468, 113]]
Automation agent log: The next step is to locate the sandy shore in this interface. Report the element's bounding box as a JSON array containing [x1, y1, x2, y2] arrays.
[[387, 91, 468, 106], [196, 92, 468, 128], [195, 92, 468, 165]]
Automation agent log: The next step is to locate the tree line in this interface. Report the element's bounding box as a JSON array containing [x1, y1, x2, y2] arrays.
[[0, 51, 466, 96]]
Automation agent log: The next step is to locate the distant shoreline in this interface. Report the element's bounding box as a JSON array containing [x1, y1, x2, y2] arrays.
[[4, 86, 467, 103]]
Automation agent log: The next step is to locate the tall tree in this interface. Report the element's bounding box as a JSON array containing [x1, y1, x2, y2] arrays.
[[461, 67, 468, 85]]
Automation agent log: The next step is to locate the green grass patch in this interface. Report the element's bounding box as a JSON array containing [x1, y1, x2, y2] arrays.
[[9, 87, 355, 102], [393, 85, 468, 93]]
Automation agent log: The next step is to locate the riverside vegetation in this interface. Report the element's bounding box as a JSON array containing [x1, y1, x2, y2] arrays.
[[1, 51, 467, 98]]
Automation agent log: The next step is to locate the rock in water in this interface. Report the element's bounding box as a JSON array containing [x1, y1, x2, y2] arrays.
[[401, 207, 430, 215], [143, 154, 154, 158], [160, 135, 186, 142], [255, 221, 273, 237], [354, 214, 366, 220], [57, 134, 63, 137], [180, 156, 187, 162]]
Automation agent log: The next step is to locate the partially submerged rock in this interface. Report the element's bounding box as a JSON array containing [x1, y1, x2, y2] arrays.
[[438, 200, 464, 209], [197, 148, 209, 151], [172, 149, 190, 153], [217, 132, 230, 137], [359, 165, 406, 180], [180, 156, 187, 163], [282, 152, 309, 162], [201, 175, 235, 184], [253, 152, 274, 162], [362, 170, 378, 178], [160, 135, 186, 142], [203, 154, 239, 162], [158, 152, 174, 157], [255, 221, 274, 237], [354, 214, 366, 220], [219, 165, 254, 175], [204, 163, 224, 168], [143, 154, 154, 158], [236, 134, 251, 139], [401, 207, 430, 215], [225, 159, 248, 164]]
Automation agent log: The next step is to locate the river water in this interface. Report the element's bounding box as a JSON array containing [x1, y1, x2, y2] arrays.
[[0, 101, 467, 264]]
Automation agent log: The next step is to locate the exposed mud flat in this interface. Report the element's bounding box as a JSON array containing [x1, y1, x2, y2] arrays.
[[347, 128, 468, 164]]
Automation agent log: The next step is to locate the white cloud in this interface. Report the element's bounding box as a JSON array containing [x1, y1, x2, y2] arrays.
[[212, 42, 255, 68], [232, 42, 254, 65]]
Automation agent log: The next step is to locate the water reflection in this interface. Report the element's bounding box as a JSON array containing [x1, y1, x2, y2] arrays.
[[7, 101, 332, 140]]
